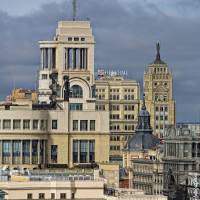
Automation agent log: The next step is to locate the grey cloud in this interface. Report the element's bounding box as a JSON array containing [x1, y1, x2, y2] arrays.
[[0, 0, 200, 122]]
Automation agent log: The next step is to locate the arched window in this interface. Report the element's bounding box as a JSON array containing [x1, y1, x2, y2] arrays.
[[70, 85, 83, 98]]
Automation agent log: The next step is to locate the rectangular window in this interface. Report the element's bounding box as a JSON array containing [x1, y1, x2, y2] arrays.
[[40, 120, 47, 130], [156, 116, 159, 121], [39, 193, 45, 199], [32, 140, 38, 164], [27, 193, 33, 199], [2, 141, 10, 164], [156, 125, 159, 129], [184, 164, 188, 171], [80, 120, 88, 131], [51, 193, 55, 199], [90, 120, 95, 131], [74, 37, 79, 41], [124, 105, 134, 111], [60, 193, 66, 199], [183, 143, 189, 157], [13, 120, 21, 129], [41, 74, 48, 79], [25, 93, 31, 99], [3, 120, 11, 129], [110, 105, 120, 111], [40, 120, 44, 130], [110, 115, 120, 119], [89, 140, 95, 162], [73, 140, 78, 163], [70, 103, 83, 110], [12, 140, 21, 163], [73, 120, 78, 131], [80, 140, 88, 163], [23, 120, 30, 129], [22, 140, 30, 164], [52, 120, 58, 129], [96, 104, 105, 111], [33, 120, 39, 130], [51, 145, 58, 163]]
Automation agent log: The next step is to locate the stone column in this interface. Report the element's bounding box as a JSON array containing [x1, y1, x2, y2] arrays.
[[85, 49, 88, 69], [80, 48, 83, 69], [48, 48, 51, 69], [64, 48, 67, 70], [73, 48, 76, 69], [82, 49, 85, 69], [41, 49, 44, 69]]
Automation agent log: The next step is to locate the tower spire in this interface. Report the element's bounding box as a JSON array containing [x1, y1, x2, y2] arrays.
[[156, 42, 161, 61], [142, 94, 146, 110], [73, 0, 77, 21]]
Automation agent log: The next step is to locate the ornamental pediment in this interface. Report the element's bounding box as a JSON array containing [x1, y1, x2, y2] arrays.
[[154, 85, 168, 92]]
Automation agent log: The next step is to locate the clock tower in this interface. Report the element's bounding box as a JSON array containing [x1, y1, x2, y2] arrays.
[[143, 43, 176, 138]]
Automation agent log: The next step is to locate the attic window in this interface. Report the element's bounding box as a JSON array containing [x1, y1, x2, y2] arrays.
[[5, 105, 10, 110], [81, 38, 85, 41], [68, 37, 72, 41], [74, 37, 79, 41]]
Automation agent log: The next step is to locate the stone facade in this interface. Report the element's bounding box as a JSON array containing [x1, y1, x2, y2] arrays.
[[143, 43, 176, 138], [162, 125, 200, 195], [131, 159, 163, 195], [0, 20, 111, 169], [0, 102, 109, 168], [95, 76, 140, 162], [0, 178, 104, 200], [38, 21, 95, 104]]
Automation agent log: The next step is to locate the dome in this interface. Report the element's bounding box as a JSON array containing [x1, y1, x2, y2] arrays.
[[125, 95, 160, 151], [127, 133, 160, 151]]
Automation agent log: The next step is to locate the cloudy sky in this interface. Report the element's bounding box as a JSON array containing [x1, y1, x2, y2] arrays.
[[0, 0, 200, 122]]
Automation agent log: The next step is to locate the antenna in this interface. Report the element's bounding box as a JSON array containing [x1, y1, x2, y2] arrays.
[[73, 0, 77, 21]]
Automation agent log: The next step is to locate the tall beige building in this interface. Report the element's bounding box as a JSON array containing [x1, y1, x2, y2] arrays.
[[144, 43, 176, 138], [0, 20, 110, 169], [38, 21, 95, 103], [95, 75, 140, 162]]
